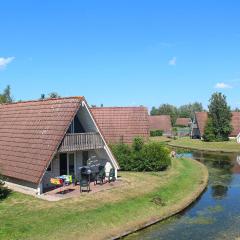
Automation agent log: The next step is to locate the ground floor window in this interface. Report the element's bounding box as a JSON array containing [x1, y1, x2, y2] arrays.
[[68, 153, 75, 176], [59, 153, 76, 176]]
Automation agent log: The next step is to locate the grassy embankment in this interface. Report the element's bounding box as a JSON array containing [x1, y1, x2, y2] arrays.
[[164, 137, 240, 153], [0, 158, 208, 240]]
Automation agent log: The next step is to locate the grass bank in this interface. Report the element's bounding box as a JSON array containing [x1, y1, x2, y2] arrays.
[[149, 136, 172, 143], [167, 137, 240, 153], [0, 158, 208, 240]]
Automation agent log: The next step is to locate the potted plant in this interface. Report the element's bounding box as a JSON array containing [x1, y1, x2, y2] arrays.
[[73, 175, 78, 186]]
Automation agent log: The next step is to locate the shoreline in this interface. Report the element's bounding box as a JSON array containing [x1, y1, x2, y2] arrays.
[[168, 142, 240, 154], [111, 159, 209, 240], [0, 158, 209, 240]]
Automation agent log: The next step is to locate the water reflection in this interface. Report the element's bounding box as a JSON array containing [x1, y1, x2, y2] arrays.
[[124, 151, 240, 240], [186, 151, 235, 200]]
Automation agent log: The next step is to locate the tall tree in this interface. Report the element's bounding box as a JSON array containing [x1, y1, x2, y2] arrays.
[[0, 85, 13, 103], [203, 92, 232, 141]]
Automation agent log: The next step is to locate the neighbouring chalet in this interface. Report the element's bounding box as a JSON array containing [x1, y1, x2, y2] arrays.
[[191, 112, 240, 139], [175, 117, 192, 127], [0, 97, 119, 195], [149, 115, 172, 136], [91, 107, 150, 144]]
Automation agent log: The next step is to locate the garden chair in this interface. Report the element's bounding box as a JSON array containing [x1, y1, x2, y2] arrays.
[[95, 166, 106, 185], [108, 168, 116, 183]]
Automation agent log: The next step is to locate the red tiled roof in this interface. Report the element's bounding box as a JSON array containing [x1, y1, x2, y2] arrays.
[[195, 111, 240, 137], [91, 107, 150, 144], [195, 112, 208, 136], [176, 118, 191, 126], [230, 112, 240, 137], [0, 97, 83, 184], [149, 115, 172, 133]]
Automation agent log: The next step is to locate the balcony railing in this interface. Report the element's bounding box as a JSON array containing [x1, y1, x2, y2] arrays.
[[58, 132, 104, 152]]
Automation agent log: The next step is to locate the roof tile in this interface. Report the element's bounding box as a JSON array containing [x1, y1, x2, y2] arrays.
[[149, 115, 172, 133], [91, 107, 149, 144], [0, 97, 83, 184]]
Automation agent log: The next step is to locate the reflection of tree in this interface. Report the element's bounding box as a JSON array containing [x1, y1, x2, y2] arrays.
[[211, 184, 228, 199], [192, 151, 234, 199]]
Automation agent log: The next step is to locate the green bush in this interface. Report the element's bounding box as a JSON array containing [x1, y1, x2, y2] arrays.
[[110, 138, 171, 172], [141, 142, 171, 171], [110, 143, 134, 171], [132, 137, 144, 151], [150, 130, 163, 137]]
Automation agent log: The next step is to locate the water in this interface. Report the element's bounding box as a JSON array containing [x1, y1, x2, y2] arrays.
[[125, 151, 240, 240]]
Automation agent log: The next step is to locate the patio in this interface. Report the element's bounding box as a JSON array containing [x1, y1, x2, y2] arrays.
[[39, 178, 123, 201]]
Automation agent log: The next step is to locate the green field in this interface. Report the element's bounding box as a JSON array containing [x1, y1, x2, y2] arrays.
[[167, 137, 240, 153], [0, 158, 207, 240]]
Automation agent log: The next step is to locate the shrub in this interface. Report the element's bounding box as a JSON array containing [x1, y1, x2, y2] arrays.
[[110, 138, 171, 172], [150, 130, 163, 137], [132, 137, 144, 151], [110, 143, 133, 171], [140, 142, 171, 171]]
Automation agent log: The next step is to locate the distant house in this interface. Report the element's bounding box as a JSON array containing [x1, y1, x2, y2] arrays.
[[191, 112, 208, 138], [175, 117, 192, 127], [191, 112, 240, 139], [149, 115, 172, 136], [231, 112, 240, 137], [0, 97, 119, 195], [91, 107, 150, 144]]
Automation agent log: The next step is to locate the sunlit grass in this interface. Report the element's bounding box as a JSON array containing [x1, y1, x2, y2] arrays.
[[0, 158, 206, 240], [168, 137, 240, 153]]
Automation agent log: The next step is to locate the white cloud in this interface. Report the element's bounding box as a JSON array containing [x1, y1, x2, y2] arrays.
[[214, 82, 232, 89], [168, 56, 176, 66], [0, 57, 15, 69]]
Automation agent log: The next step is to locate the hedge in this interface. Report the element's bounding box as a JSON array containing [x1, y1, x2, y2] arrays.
[[110, 138, 171, 171]]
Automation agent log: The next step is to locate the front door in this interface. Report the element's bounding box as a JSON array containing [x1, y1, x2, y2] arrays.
[[60, 153, 68, 175]]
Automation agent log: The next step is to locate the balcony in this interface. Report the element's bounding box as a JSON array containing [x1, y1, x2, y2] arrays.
[[58, 132, 104, 152]]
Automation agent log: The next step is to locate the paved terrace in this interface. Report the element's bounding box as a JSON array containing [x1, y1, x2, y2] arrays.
[[6, 179, 123, 202]]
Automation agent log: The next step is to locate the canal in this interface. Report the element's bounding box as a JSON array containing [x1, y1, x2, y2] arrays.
[[125, 151, 240, 240]]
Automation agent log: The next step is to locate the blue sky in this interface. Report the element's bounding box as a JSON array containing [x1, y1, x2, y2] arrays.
[[1, 1, 240, 109]]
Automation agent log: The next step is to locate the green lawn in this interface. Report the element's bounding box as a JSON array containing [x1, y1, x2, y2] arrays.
[[167, 137, 240, 153], [0, 158, 207, 240], [149, 136, 172, 143]]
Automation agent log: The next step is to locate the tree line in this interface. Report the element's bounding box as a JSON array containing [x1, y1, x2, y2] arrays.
[[0, 85, 61, 104], [150, 102, 204, 125], [0, 85, 13, 104]]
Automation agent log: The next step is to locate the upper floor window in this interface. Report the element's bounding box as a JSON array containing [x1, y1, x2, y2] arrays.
[[67, 115, 85, 133], [47, 162, 52, 172]]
